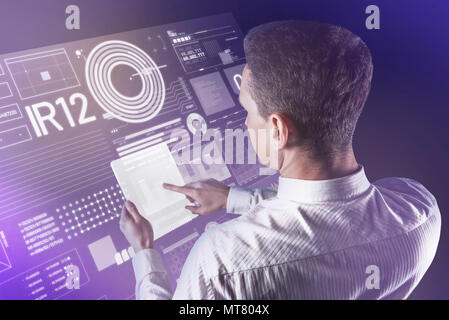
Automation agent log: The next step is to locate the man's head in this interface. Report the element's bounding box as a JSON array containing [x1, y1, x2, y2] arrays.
[[239, 20, 373, 169]]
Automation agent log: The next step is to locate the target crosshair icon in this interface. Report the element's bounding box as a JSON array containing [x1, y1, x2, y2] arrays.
[[85, 40, 165, 123]]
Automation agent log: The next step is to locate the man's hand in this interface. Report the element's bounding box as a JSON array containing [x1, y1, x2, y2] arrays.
[[163, 179, 230, 215], [119, 200, 154, 253]]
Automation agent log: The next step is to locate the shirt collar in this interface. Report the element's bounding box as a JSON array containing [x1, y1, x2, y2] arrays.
[[276, 166, 371, 202]]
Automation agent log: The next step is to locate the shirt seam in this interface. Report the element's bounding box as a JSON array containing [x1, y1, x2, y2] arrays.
[[209, 213, 438, 280], [276, 184, 373, 205]]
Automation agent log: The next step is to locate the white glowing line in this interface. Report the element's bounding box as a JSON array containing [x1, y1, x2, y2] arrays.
[[130, 64, 167, 77]]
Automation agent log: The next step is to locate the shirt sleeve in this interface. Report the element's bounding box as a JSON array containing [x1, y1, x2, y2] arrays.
[[172, 233, 214, 299], [226, 186, 278, 214], [132, 248, 173, 300], [132, 234, 214, 300]]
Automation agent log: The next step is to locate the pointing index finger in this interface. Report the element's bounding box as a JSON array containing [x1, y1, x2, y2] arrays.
[[163, 183, 194, 197]]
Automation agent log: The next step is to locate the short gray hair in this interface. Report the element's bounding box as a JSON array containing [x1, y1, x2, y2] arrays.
[[244, 20, 373, 156]]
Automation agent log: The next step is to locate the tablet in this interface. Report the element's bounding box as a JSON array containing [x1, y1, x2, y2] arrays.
[[111, 143, 196, 239]]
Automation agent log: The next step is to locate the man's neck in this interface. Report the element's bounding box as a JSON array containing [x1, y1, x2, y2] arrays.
[[278, 146, 360, 180]]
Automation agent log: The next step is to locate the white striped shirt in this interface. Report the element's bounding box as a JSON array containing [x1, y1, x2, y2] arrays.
[[132, 166, 441, 299]]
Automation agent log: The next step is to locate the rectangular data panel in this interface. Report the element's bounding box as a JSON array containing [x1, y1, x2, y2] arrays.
[[0, 103, 23, 124], [169, 24, 245, 73], [0, 82, 13, 100], [4, 49, 80, 100], [190, 72, 235, 116], [0, 126, 32, 150], [0, 249, 89, 300]]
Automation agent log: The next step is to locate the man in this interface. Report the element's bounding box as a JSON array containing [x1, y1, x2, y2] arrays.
[[119, 20, 441, 299]]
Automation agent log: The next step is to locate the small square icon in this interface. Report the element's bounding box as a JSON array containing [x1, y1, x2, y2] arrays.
[[40, 71, 51, 81], [88, 236, 117, 272]]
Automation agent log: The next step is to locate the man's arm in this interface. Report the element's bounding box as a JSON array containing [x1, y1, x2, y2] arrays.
[[132, 249, 173, 299], [120, 201, 173, 300], [121, 200, 213, 300], [163, 179, 278, 216], [132, 236, 213, 299], [172, 233, 213, 299]]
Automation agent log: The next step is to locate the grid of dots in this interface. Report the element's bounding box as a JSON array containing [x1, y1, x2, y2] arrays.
[[56, 185, 125, 240]]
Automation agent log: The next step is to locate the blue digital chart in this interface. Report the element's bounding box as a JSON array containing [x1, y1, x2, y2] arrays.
[[0, 13, 278, 299]]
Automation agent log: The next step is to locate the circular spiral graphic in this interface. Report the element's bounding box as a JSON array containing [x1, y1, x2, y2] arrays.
[[85, 40, 165, 123]]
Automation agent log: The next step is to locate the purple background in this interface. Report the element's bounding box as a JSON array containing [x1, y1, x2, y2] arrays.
[[0, 0, 447, 299]]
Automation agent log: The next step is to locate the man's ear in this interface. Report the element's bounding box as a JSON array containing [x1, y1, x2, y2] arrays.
[[269, 113, 292, 149]]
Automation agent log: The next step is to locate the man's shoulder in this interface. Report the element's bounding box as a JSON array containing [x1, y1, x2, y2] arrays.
[[372, 177, 440, 231], [373, 177, 438, 208]]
